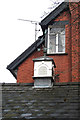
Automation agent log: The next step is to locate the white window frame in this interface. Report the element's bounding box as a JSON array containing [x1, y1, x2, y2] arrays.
[[47, 26, 65, 54]]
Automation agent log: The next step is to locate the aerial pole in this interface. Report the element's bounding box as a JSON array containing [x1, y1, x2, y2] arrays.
[[18, 19, 40, 42]]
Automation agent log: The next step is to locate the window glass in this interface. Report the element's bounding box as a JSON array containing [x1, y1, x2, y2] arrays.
[[58, 29, 65, 52], [48, 26, 65, 54], [49, 34, 56, 53]]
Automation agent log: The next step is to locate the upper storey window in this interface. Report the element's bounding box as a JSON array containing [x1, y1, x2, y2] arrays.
[[47, 25, 65, 54]]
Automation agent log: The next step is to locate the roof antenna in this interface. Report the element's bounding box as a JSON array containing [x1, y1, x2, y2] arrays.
[[18, 19, 40, 42]]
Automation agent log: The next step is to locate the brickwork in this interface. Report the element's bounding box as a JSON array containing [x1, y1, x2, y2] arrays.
[[17, 47, 43, 83], [50, 10, 72, 82], [17, 2, 80, 83]]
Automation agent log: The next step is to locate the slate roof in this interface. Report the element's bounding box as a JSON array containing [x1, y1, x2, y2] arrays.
[[2, 82, 80, 119]]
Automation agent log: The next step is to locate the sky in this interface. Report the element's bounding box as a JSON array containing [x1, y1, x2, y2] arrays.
[[0, 0, 63, 83]]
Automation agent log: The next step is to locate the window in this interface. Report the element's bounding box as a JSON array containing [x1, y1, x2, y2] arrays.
[[47, 26, 65, 54]]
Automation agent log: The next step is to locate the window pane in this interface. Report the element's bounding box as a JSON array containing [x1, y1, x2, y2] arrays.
[[49, 34, 56, 53], [58, 29, 65, 52]]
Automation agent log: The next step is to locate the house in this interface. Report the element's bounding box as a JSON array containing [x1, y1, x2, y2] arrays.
[[3, 2, 80, 119], [7, 2, 80, 84]]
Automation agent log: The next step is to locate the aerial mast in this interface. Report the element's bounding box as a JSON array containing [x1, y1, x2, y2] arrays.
[[18, 19, 40, 41]]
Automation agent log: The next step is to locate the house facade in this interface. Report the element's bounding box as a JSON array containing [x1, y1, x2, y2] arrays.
[[7, 2, 80, 84]]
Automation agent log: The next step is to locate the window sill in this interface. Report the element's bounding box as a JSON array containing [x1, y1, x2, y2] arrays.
[[47, 53, 68, 55]]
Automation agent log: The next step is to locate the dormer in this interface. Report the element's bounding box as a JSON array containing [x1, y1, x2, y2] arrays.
[[40, 2, 69, 55]]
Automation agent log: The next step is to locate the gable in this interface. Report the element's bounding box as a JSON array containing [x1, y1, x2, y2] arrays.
[[7, 2, 71, 80]]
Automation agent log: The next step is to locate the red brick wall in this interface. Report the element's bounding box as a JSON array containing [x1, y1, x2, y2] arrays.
[[17, 48, 43, 83], [49, 10, 72, 82], [17, 2, 80, 83]]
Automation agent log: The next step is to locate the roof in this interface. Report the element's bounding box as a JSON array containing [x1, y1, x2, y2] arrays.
[[7, 36, 44, 71], [2, 82, 80, 119], [40, 2, 69, 31], [33, 56, 54, 61]]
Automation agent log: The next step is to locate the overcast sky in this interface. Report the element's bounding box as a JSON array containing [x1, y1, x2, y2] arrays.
[[0, 0, 63, 83]]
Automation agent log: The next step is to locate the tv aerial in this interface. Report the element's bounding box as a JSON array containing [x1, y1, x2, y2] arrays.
[[18, 19, 40, 41]]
